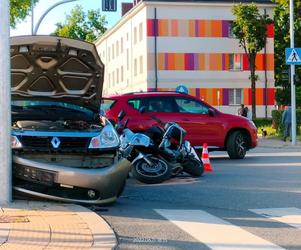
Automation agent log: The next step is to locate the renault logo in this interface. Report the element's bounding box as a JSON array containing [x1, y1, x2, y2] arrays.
[[51, 137, 61, 148]]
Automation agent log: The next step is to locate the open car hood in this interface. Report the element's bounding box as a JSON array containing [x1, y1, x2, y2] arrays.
[[10, 36, 104, 113]]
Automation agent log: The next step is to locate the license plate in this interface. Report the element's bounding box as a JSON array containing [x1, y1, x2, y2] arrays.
[[14, 165, 56, 186]]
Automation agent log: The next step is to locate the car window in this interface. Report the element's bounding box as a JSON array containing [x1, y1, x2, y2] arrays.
[[128, 99, 142, 110], [174, 97, 209, 114], [145, 97, 178, 113], [101, 99, 116, 112]]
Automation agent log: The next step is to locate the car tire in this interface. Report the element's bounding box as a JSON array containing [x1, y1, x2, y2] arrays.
[[132, 157, 172, 184], [182, 158, 204, 177], [227, 131, 246, 159]]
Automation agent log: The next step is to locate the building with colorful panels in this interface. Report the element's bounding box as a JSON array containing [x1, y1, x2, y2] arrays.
[[95, 0, 275, 117]]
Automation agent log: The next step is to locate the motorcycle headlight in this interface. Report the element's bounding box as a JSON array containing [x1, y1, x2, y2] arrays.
[[88, 125, 119, 149], [11, 136, 22, 149], [129, 134, 150, 147]]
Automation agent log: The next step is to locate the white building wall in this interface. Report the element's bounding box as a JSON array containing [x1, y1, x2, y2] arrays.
[[96, 5, 148, 96]]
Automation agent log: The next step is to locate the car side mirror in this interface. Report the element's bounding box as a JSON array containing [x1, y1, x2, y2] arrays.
[[118, 110, 126, 121], [208, 108, 215, 117], [139, 106, 146, 114]]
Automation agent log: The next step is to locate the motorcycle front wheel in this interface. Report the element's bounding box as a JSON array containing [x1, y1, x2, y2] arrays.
[[182, 158, 204, 177], [132, 157, 172, 184]]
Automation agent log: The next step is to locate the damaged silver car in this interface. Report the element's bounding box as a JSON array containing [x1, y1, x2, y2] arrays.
[[11, 36, 131, 205]]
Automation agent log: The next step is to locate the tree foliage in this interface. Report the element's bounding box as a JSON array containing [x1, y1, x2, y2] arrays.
[[232, 3, 271, 118], [10, 0, 39, 28], [52, 5, 107, 42], [273, 0, 301, 107]]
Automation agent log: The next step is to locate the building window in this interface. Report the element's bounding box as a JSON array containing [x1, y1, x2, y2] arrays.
[[108, 47, 110, 61], [228, 21, 235, 38], [112, 44, 115, 59], [139, 55, 143, 74], [121, 66, 124, 82], [229, 88, 243, 105], [121, 37, 124, 53], [116, 41, 119, 57], [108, 72, 111, 86], [127, 32, 129, 41], [126, 49, 129, 70], [134, 58, 137, 76], [229, 54, 242, 71], [112, 71, 115, 86], [139, 22, 143, 41], [134, 27, 137, 44]]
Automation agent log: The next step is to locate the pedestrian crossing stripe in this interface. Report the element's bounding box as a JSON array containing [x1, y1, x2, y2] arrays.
[[250, 207, 301, 229], [155, 209, 285, 250]]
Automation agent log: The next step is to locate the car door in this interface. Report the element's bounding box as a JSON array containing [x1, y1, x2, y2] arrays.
[[171, 96, 225, 148]]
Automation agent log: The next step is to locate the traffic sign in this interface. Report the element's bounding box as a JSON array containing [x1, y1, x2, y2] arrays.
[[285, 48, 301, 65], [102, 0, 117, 12], [176, 85, 188, 94]]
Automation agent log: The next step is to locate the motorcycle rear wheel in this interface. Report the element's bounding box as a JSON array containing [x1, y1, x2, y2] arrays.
[[182, 158, 204, 177], [132, 157, 172, 184]]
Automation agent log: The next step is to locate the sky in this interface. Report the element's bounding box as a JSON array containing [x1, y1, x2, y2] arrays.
[[10, 0, 133, 37]]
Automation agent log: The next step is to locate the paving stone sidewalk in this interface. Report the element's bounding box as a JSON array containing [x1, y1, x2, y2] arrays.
[[258, 137, 301, 149], [0, 201, 116, 250]]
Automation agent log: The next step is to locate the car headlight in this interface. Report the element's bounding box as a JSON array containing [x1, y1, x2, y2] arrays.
[[88, 125, 119, 149], [11, 136, 22, 149]]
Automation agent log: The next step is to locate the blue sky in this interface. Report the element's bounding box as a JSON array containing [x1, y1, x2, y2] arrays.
[[10, 0, 133, 36]]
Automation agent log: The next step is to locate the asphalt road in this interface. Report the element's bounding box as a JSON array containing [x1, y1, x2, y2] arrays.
[[98, 147, 301, 250]]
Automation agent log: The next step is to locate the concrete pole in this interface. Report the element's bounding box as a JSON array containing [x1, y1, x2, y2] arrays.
[[290, 0, 297, 145], [0, 0, 12, 204]]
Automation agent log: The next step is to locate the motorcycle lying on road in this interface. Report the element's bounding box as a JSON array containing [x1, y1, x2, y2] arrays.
[[116, 111, 173, 184], [140, 107, 204, 177]]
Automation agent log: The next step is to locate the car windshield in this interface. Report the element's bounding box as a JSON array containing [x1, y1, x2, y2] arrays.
[[12, 100, 95, 116]]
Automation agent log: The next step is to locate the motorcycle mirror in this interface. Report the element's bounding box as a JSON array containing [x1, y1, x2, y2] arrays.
[[208, 108, 215, 117], [139, 106, 146, 114], [99, 109, 105, 116], [118, 110, 126, 121]]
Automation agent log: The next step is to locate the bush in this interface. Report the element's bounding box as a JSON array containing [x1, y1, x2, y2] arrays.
[[253, 118, 272, 128], [272, 109, 301, 135]]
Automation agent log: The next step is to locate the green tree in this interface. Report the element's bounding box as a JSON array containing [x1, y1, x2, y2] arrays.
[[10, 0, 39, 28], [232, 3, 271, 118], [273, 0, 301, 107], [53, 5, 107, 42]]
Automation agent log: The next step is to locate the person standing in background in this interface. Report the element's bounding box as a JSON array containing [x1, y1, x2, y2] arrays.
[[244, 106, 252, 120], [281, 106, 292, 141], [238, 104, 247, 117]]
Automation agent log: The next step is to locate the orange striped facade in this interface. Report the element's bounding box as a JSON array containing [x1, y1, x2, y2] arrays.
[[147, 19, 274, 38], [148, 53, 274, 71]]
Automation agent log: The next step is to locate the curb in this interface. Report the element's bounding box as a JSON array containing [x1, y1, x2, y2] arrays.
[[69, 204, 117, 250], [0, 201, 117, 250]]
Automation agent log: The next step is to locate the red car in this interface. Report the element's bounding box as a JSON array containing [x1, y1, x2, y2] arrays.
[[102, 92, 257, 159]]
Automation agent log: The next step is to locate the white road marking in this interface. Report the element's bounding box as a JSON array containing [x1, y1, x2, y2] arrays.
[[155, 209, 284, 250], [250, 207, 301, 229]]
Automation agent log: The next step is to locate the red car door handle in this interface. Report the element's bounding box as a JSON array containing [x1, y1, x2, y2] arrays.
[[182, 118, 190, 121]]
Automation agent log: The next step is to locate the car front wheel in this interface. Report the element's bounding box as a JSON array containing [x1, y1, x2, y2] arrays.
[[226, 131, 247, 159]]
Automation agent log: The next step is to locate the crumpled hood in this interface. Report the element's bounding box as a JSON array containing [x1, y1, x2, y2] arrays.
[[10, 36, 104, 113]]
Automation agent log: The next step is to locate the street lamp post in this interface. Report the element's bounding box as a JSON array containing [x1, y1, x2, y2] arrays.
[[290, 0, 297, 145], [31, 0, 78, 35]]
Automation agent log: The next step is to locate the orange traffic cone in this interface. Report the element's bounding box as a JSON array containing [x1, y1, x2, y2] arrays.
[[201, 143, 213, 172]]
